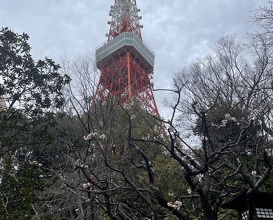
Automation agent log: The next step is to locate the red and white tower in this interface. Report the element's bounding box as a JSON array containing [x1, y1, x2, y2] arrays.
[[93, 0, 159, 115]]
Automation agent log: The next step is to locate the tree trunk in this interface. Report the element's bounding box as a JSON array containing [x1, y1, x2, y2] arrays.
[[203, 210, 218, 220]]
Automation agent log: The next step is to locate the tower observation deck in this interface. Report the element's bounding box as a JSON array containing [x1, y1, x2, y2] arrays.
[[96, 32, 155, 71], [93, 0, 159, 115]]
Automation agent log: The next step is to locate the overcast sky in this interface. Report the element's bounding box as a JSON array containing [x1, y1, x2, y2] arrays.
[[0, 0, 269, 118]]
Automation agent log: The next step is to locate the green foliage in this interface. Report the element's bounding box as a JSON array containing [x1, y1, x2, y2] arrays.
[[0, 27, 70, 158], [263, 174, 273, 191], [0, 27, 70, 113], [0, 164, 46, 220], [0, 27, 70, 219]]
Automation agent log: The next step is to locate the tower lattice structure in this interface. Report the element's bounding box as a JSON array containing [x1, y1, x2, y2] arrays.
[[93, 0, 159, 115]]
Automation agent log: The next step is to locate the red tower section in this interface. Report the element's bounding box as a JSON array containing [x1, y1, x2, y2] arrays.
[[93, 0, 159, 115]]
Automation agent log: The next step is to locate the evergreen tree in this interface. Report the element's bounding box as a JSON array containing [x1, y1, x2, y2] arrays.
[[0, 27, 70, 219]]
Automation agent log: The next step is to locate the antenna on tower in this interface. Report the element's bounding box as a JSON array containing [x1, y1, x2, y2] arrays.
[[106, 0, 143, 41]]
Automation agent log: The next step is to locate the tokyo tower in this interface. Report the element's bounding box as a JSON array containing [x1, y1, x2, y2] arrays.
[[93, 0, 159, 115]]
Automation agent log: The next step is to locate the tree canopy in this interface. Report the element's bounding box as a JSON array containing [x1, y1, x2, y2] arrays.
[[0, 27, 70, 219]]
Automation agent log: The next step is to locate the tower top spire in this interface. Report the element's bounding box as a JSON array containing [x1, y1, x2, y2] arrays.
[[107, 0, 142, 42]]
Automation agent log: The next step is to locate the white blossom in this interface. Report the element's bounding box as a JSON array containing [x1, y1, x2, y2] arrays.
[[83, 182, 91, 189], [123, 103, 131, 109], [84, 136, 90, 141], [187, 188, 192, 194], [246, 151, 252, 156], [59, 174, 66, 181], [182, 156, 189, 164], [174, 138, 180, 147], [174, 201, 183, 210], [29, 160, 43, 167], [265, 148, 273, 156], [29, 160, 38, 165], [225, 114, 231, 118], [167, 201, 182, 210], [75, 159, 81, 166], [197, 174, 204, 183], [211, 122, 218, 127], [84, 132, 98, 140], [168, 126, 174, 132], [251, 170, 257, 176], [216, 115, 238, 129]]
